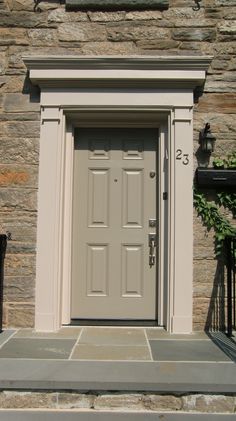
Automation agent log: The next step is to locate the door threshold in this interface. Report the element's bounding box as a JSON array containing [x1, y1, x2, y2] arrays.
[[70, 319, 158, 327]]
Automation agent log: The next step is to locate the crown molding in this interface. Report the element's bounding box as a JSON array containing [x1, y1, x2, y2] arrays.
[[23, 55, 213, 89]]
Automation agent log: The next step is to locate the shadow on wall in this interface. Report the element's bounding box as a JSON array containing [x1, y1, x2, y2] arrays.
[[22, 72, 40, 104], [205, 257, 226, 332]]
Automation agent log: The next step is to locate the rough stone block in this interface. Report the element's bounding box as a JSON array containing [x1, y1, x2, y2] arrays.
[[28, 29, 58, 46], [107, 24, 169, 41], [0, 52, 6, 75], [4, 254, 36, 277], [48, 8, 88, 23], [193, 260, 217, 285], [94, 394, 143, 410], [172, 28, 216, 42], [0, 164, 37, 188], [0, 11, 49, 28], [3, 93, 40, 112], [0, 121, 40, 137], [58, 22, 107, 41], [218, 21, 236, 34], [0, 213, 37, 242], [0, 188, 37, 211], [197, 94, 236, 114], [137, 39, 179, 49], [88, 11, 125, 21], [81, 41, 136, 54], [0, 391, 57, 409], [4, 276, 35, 302], [57, 393, 94, 409], [6, 303, 35, 328], [0, 28, 28, 45], [182, 394, 235, 413], [142, 395, 182, 411], [125, 10, 162, 20], [0, 138, 39, 164]]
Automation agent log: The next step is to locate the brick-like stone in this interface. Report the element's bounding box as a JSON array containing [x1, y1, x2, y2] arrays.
[[0, 28, 28, 45], [0, 213, 37, 242], [0, 391, 57, 409], [48, 8, 88, 23], [137, 39, 179, 49], [88, 11, 125, 22], [107, 24, 169, 41], [126, 10, 162, 20], [6, 303, 35, 327], [4, 276, 35, 302], [143, 395, 182, 411], [28, 29, 58, 46], [94, 394, 143, 410], [0, 138, 38, 164], [172, 28, 216, 42], [57, 393, 94, 409], [0, 11, 49, 27], [81, 41, 136, 54], [0, 121, 40, 137], [218, 21, 236, 34], [197, 94, 236, 114], [0, 188, 37, 211], [0, 51, 6, 75], [4, 254, 36, 277], [0, 164, 37, 188], [163, 7, 205, 19], [3, 93, 40, 112], [58, 22, 106, 42], [183, 394, 235, 413]]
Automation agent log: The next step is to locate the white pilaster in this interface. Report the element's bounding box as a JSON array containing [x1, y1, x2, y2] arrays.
[[170, 107, 193, 333], [35, 106, 65, 331]]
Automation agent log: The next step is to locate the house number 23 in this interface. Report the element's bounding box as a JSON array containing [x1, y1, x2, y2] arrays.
[[176, 149, 189, 166]]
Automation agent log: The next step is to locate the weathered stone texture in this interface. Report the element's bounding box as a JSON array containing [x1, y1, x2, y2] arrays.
[[58, 22, 107, 41], [0, 391, 57, 408], [142, 395, 182, 411], [93, 394, 143, 410], [0, 0, 235, 331], [182, 394, 235, 413], [6, 303, 35, 327]]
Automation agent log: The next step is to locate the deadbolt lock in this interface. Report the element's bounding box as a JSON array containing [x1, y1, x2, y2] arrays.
[[149, 219, 156, 228]]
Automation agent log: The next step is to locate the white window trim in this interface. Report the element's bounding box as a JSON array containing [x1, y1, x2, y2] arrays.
[[24, 55, 212, 333]]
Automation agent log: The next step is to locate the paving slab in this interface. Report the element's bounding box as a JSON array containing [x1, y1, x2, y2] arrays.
[[0, 411, 234, 421], [79, 328, 147, 346], [150, 340, 231, 362], [0, 360, 235, 392], [0, 339, 76, 359], [14, 327, 82, 339], [71, 344, 151, 360], [0, 330, 16, 347], [146, 329, 209, 340]]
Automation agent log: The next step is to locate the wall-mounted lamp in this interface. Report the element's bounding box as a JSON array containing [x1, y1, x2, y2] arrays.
[[199, 123, 216, 153]]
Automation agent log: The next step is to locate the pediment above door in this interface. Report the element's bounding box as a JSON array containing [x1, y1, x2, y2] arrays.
[[24, 55, 212, 90]]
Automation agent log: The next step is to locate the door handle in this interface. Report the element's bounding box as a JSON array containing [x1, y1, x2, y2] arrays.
[[149, 233, 156, 267]]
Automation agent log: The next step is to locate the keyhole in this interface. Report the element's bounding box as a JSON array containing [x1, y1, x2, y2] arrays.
[[114, 179, 118, 183]]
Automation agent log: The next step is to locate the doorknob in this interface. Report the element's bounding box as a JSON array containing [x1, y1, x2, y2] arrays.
[[149, 233, 156, 267]]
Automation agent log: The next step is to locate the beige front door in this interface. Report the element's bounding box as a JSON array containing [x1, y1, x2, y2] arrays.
[[71, 128, 158, 320]]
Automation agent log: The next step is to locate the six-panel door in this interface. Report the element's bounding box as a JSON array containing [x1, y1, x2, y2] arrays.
[[71, 128, 158, 319]]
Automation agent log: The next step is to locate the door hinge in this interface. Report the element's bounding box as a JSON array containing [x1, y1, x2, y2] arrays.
[[163, 192, 168, 200]]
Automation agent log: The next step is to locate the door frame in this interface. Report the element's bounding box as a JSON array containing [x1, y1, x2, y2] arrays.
[[24, 55, 212, 333], [66, 112, 168, 324]]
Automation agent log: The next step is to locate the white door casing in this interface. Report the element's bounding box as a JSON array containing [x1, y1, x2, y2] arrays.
[[24, 56, 212, 333]]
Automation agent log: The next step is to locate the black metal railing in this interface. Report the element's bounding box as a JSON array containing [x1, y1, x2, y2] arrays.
[[0, 235, 7, 333], [225, 235, 236, 337]]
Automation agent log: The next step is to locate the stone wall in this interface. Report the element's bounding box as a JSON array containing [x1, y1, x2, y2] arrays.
[[0, 391, 235, 414], [0, 0, 235, 329]]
